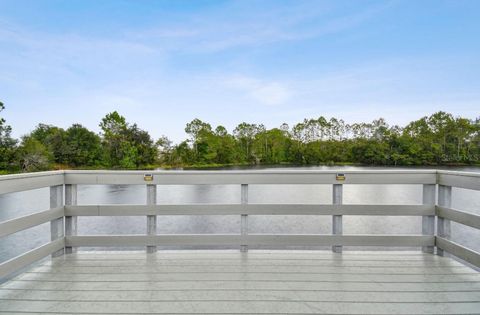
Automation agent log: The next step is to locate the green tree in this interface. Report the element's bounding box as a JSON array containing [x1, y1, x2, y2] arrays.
[[0, 102, 17, 170], [30, 124, 67, 164], [185, 118, 212, 158], [156, 135, 173, 165], [100, 111, 157, 168], [253, 128, 290, 164], [100, 111, 126, 166], [198, 125, 237, 164], [126, 124, 158, 167], [16, 136, 52, 172], [171, 140, 195, 165], [64, 124, 102, 167], [233, 123, 263, 162]]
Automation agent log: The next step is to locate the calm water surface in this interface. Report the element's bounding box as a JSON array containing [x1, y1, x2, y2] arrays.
[[1, 166, 479, 262]]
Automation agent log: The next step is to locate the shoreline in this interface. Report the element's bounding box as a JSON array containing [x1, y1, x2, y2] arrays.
[[1, 162, 480, 175]]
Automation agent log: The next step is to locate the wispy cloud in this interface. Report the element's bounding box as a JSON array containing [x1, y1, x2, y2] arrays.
[[123, 0, 395, 53], [0, 20, 161, 82], [223, 75, 292, 105]]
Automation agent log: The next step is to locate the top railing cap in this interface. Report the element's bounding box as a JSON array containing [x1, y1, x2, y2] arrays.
[[3, 169, 480, 179], [436, 170, 480, 177], [0, 171, 64, 195], [0, 170, 63, 181], [61, 169, 438, 186], [0, 169, 479, 192]]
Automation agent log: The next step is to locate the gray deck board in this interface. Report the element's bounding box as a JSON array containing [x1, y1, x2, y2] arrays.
[[1, 251, 479, 314]]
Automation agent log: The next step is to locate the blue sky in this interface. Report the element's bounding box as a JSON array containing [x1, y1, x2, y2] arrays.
[[0, 0, 479, 142]]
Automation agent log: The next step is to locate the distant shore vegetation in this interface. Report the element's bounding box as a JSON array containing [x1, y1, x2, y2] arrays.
[[0, 102, 479, 173]]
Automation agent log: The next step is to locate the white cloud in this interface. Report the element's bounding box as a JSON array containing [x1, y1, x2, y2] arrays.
[[223, 75, 292, 105], [251, 82, 292, 106]]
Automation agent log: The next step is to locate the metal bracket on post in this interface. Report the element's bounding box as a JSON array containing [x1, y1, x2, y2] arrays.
[[146, 184, 157, 253], [50, 185, 64, 258], [65, 184, 78, 254], [241, 184, 248, 252], [437, 185, 452, 256], [332, 183, 343, 253], [422, 184, 435, 254]]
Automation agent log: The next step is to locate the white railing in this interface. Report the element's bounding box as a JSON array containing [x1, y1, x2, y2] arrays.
[[0, 169, 479, 279]]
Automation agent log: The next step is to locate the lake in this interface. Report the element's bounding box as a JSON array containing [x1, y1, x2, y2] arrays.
[[1, 165, 479, 263]]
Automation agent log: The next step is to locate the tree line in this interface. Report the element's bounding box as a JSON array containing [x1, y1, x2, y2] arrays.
[[0, 102, 479, 173]]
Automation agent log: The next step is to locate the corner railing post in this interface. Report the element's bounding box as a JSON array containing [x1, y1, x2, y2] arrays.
[[437, 185, 452, 256], [241, 184, 248, 252], [65, 184, 77, 254], [147, 184, 157, 253], [332, 184, 343, 253], [50, 185, 64, 257], [422, 184, 435, 254]]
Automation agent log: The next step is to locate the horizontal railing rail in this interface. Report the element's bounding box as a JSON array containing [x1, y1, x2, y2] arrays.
[[65, 235, 434, 247], [437, 170, 480, 191], [436, 206, 480, 230], [0, 238, 64, 279], [0, 206, 64, 238], [0, 169, 479, 280], [435, 237, 480, 267], [64, 204, 435, 216]]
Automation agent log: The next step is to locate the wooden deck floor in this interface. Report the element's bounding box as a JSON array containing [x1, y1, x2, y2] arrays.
[[0, 251, 479, 314]]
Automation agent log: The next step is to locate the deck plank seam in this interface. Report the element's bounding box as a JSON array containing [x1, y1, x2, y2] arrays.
[[2, 288, 480, 292], [10, 279, 480, 283], [3, 301, 480, 304]]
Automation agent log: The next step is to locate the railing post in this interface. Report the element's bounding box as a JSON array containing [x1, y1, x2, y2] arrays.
[[422, 184, 435, 254], [50, 185, 64, 258], [437, 185, 452, 256], [65, 184, 77, 254], [241, 184, 248, 252], [332, 184, 343, 253], [146, 184, 157, 253]]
